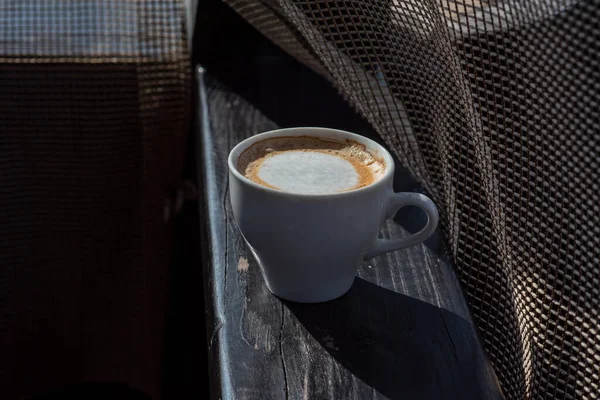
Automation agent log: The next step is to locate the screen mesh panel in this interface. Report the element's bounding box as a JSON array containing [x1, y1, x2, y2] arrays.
[[0, 1, 190, 398]]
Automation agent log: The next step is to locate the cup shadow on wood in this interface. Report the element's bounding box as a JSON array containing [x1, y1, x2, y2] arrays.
[[284, 278, 503, 400]]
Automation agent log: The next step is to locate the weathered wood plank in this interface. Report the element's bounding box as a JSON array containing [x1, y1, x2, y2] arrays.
[[197, 67, 503, 400]]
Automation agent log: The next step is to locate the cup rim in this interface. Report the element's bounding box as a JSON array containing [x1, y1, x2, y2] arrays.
[[227, 127, 395, 199]]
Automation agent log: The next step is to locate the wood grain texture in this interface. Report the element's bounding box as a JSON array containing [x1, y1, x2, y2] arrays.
[[197, 67, 504, 400]]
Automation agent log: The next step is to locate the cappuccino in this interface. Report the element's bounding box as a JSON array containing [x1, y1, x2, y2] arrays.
[[238, 136, 385, 194]]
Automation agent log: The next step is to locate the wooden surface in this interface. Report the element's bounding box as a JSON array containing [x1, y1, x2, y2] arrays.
[[196, 67, 504, 400]]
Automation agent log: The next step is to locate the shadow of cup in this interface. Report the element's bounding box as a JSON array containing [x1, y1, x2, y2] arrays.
[[284, 278, 503, 400]]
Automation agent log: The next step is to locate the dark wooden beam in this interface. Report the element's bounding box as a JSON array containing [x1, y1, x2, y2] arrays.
[[197, 67, 504, 400]]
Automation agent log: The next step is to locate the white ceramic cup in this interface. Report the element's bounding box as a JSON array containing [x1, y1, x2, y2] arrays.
[[228, 127, 439, 303]]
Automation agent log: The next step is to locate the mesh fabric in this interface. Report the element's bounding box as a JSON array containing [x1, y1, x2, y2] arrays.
[[223, 1, 600, 398]]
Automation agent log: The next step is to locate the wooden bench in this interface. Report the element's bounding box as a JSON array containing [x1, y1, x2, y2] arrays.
[[196, 66, 503, 400]]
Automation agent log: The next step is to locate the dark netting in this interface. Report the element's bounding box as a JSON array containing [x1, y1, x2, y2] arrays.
[[0, 1, 190, 398], [223, 0, 600, 399]]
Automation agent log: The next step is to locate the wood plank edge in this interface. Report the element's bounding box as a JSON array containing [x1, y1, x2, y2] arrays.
[[196, 66, 233, 400]]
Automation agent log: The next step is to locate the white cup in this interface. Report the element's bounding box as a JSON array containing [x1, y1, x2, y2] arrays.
[[228, 127, 439, 303]]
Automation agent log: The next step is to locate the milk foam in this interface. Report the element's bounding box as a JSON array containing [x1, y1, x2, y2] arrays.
[[238, 136, 385, 194], [258, 151, 359, 194]]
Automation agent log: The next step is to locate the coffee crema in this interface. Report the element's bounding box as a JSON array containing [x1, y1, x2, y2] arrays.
[[237, 136, 385, 194]]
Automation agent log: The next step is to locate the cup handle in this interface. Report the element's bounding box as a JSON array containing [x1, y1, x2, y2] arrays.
[[365, 192, 439, 259]]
